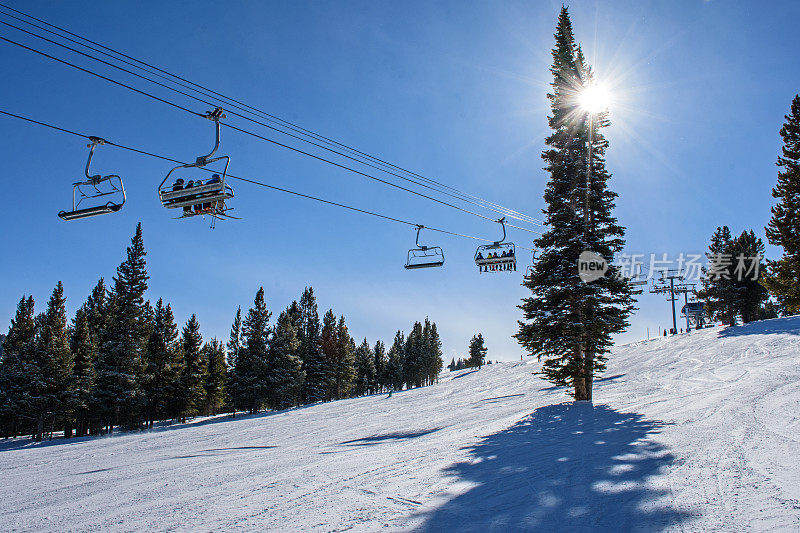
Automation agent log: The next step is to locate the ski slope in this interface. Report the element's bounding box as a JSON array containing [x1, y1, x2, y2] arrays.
[[2, 317, 800, 532]]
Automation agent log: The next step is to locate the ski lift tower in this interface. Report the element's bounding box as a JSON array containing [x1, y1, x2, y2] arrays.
[[673, 282, 698, 331], [650, 269, 684, 335]]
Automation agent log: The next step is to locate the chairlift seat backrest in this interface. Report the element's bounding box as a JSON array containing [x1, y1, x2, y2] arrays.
[[160, 183, 233, 209], [474, 242, 516, 265]]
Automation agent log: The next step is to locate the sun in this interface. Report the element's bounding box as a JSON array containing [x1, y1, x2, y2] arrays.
[[578, 82, 612, 114]]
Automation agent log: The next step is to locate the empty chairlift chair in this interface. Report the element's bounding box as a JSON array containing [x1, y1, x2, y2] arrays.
[[404, 225, 445, 269], [474, 218, 517, 273], [58, 137, 126, 221], [525, 250, 538, 278], [158, 107, 235, 222]]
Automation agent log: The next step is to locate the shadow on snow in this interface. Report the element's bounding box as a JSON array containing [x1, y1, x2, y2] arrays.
[[538, 374, 625, 393], [418, 402, 693, 532], [717, 315, 800, 338], [340, 428, 442, 447]]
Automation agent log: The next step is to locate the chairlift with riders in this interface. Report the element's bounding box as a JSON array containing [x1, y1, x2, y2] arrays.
[[58, 137, 126, 221], [404, 225, 444, 269], [158, 107, 235, 225], [474, 217, 516, 273]]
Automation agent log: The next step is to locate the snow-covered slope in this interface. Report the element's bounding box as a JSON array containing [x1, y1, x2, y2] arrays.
[[2, 317, 800, 532]]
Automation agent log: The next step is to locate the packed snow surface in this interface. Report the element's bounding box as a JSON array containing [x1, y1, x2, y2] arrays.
[[2, 317, 800, 531]]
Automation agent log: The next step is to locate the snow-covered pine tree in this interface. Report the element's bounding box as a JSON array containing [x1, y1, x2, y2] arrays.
[[179, 314, 207, 420], [298, 287, 327, 404], [265, 309, 303, 409], [202, 338, 227, 416], [516, 7, 633, 401], [353, 338, 376, 396], [231, 288, 271, 413], [93, 223, 150, 431], [0, 296, 36, 438], [468, 333, 487, 369], [373, 340, 387, 393], [765, 95, 800, 314], [386, 331, 405, 391], [35, 282, 75, 439], [70, 307, 96, 436]]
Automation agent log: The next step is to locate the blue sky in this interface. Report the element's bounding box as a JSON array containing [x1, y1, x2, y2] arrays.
[[0, 0, 797, 362]]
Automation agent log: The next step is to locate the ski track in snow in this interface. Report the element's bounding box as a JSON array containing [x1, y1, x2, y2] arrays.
[[2, 317, 800, 531]]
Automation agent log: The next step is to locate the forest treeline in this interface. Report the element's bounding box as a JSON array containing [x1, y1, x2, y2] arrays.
[[0, 223, 444, 441]]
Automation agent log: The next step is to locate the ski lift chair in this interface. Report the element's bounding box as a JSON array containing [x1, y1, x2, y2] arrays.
[[525, 250, 538, 278], [474, 218, 516, 273], [58, 137, 126, 221], [158, 108, 235, 221], [404, 225, 444, 269]]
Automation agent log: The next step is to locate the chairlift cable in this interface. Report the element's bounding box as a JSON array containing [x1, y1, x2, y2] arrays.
[[0, 33, 542, 236], [0, 108, 533, 250], [0, 5, 544, 226]]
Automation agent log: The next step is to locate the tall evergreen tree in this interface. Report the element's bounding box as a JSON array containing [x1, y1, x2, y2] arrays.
[[320, 309, 338, 401], [373, 340, 387, 393], [142, 299, 182, 425], [468, 333, 487, 369], [231, 288, 271, 413], [226, 306, 242, 371], [729, 230, 768, 323], [70, 307, 96, 436], [516, 8, 633, 401], [353, 338, 376, 396], [202, 338, 227, 416], [179, 314, 206, 420], [93, 223, 150, 430], [35, 282, 74, 439], [334, 315, 355, 399], [265, 309, 303, 409], [424, 320, 443, 384], [385, 331, 405, 391], [765, 94, 800, 313], [698, 226, 736, 325], [0, 296, 36, 438], [403, 322, 424, 389], [83, 278, 107, 340], [297, 287, 327, 404], [698, 227, 767, 325]]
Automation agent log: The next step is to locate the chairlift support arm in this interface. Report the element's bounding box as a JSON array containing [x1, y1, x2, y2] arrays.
[[415, 224, 427, 250], [84, 136, 105, 183]]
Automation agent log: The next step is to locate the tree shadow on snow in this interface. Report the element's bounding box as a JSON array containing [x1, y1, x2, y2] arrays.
[[339, 428, 442, 447], [418, 402, 693, 532], [539, 374, 625, 393], [450, 370, 480, 380], [717, 316, 800, 338]]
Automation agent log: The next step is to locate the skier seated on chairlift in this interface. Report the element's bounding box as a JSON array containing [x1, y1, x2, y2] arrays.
[[207, 174, 223, 213], [182, 180, 195, 215], [188, 174, 222, 214], [477, 252, 484, 261]]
